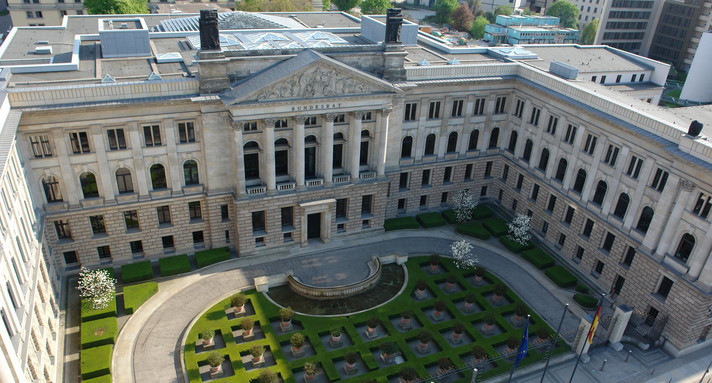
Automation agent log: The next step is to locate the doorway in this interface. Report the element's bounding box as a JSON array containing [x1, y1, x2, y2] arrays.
[[307, 213, 321, 239]]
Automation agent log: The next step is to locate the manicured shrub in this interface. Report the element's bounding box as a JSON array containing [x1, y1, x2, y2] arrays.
[[415, 279, 428, 291], [575, 284, 590, 294], [399, 366, 418, 381], [384, 216, 419, 231], [483, 312, 496, 326], [231, 293, 247, 308], [206, 351, 224, 368], [522, 249, 555, 269], [536, 327, 551, 340], [456, 222, 491, 240], [433, 300, 447, 312], [81, 296, 117, 322], [366, 317, 380, 329], [474, 267, 486, 277], [472, 345, 488, 359], [401, 310, 413, 319], [201, 329, 215, 341], [380, 341, 398, 355], [290, 333, 305, 348], [330, 327, 342, 337], [452, 322, 466, 334], [80, 344, 113, 380], [545, 265, 578, 288], [574, 294, 598, 308], [499, 236, 534, 253], [120, 261, 153, 284], [429, 254, 440, 266], [446, 274, 457, 284], [303, 361, 318, 376], [441, 209, 458, 224], [465, 293, 476, 303], [249, 345, 264, 358], [80, 317, 117, 349], [123, 282, 158, 315], [416, 212, 447, 228], [158, 254, 191, 277], [438, 357, 454, 371], [506, 336, 519, 350], [472, 205, 494, 219], [257, 370, 278, 383], [195, 247, 230, 269], [280, 307, 294, 322], [344, 351, 359, 364], [241, 318, 255, 332], [483, 218, 509, 237], [417, 330, 433, 344], [514, 303, 529, 317], [493, 283, 508, 297]]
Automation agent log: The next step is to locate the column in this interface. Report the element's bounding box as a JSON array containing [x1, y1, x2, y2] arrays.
[[293, 116, 306, 190], [91, 126, 115, 202], [688, 223, 712, 279], [163, 119, 183, 193], [377, 109, 391, 177], [231, 120, 246, 197], [51, 129, 80, 205], [127, 123, 150, 198], [641, 175, 680, 251], [322, 114, 336, 186], [349, 111, 363, 182], [654, 179, 696, 259], [263, 119, 276, 193]]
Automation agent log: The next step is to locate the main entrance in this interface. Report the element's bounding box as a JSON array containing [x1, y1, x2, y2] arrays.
[[307, 213, 321, 239], [299, 198, 335, 247]]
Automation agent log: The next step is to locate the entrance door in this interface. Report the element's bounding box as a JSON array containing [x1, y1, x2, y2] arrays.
[[307, 213, 321, 239]]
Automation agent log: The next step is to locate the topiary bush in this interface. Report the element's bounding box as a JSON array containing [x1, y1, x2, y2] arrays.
[[545, 265, 578, 288], [120, 261, 153, 284], [159, 254, 191, 277], [80, 344, 113, 380], [456, 222, 491, 240], [472, 205, 494, 219], [522, 248, 555, 269], [384, 216, 419, 231], [416, 212, 448, 228], [499, 236, 534, 253], [123, 281, 158, 315], [574, 294, 598, 308], [195, 247, 231, 269], [483, 217, 509, 237], [575, 284, 590, 294], [441, 209, 458, 224], [80, 317, 118, 349]]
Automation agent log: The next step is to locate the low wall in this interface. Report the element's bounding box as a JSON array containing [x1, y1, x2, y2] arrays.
[[287, 257, 382, 300]]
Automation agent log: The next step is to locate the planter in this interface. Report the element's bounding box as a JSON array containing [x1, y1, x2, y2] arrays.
[[331, 334, 342, 343], [463, 301, 474, 312], [243, 328, 253, 337], [209, 365, 223, 378]]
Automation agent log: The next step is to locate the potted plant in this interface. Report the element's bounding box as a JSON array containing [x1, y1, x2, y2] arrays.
[[438, 357, 454, 373], [257, 369, 278, 383], [472, 345, 488, 361], [417, 330, 433, 347], [429, 254, 440, 272], [483, 312, 496, 329], [415, 279, 428, 298], [399, 366, 418, 383], [231, 293, 247, 313], [401, 310, 413, 323], [200, 329, 215, 345], [330, 327, 342, 342], [452, 322, 466, 340], [290, 333, 305, 352], [366, 317, 379, 334], [514, 303, 528, 321], [433, 300, 447, 317], [250, 344, 265, 363], [537, 327, 550, 342], [506, 336, 519, 352], [474, 267, 486, 281], [464, 293, 476, 312], [493, 284, 507, 302], [206, 351, 224, 375], [303, 361, 318, 381], [344, 351, 359, 369], [446, 274, 457, 289], [241, 318, 255, 337], [379, 341, 398, 360], [280, 307, 294, 327]]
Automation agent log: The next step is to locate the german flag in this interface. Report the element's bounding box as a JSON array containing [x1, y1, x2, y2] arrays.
[[587, 305, 602, 344]]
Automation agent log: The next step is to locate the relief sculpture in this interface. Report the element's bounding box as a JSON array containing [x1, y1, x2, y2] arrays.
[[257, 66, 371, 101]]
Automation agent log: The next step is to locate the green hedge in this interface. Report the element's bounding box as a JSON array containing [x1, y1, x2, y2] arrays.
[[416, 212, 447, 228], [120, 261, 153, 284], [195, 247, 231, 269], [472, 205, 494, 219], [81, 297, 117, 323], [499, 236, 534, 253], [123, 282, 159, 315], [82, 375, 112, 383], [441, 209, 457, 224], [574, 294, 598, 308], [159, 254, 191, 277], [575, 284, 590, 294], [80, 344, 113, 380], [456, 222, 491, 240], [384, 216, 419, 231], [545, 265, 578, 288], [80, 317, 117, 349], [522, 249, 555, 269], [483, 218, 509, 237]]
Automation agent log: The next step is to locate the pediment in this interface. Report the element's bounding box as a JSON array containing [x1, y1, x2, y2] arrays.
[[220, 50, 400, 106]]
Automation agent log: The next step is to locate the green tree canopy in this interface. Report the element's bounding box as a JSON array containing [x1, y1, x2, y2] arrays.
[[435, 0, 459, 24], [361, 0, 390, 14], [333, 0, 361, 12], [546, 0, 579, 28], [580, 19, 598, 44], [322, 0, 331, 10], [494, 5, 513, 16], [452, 4, 474, 31], [85, 0, 147, 14], [470, 15, 488, 39]]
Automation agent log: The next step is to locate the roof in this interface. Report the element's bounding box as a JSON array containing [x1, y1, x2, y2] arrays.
[[520, 45, 651, 73]]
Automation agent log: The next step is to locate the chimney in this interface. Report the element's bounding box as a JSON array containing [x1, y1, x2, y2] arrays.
[[199, 9, 220, 51], [385, 8, 403, 44], [688, 120, 703, 137]]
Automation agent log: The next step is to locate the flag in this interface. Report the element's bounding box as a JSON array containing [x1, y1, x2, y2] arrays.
[[513, 317, 529, 368], [587, 305, 602, 344]]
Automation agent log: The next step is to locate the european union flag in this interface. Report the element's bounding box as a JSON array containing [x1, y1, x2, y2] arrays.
[[513, 317, 529, 368]]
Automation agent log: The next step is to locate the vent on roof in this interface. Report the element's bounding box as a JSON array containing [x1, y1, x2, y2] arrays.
[[36, 40, 49, 45], [120, 23, 128, 29], [34, 46, 52, 55], [102, 74, 116, 83], [418, 59, 430, 66], [688, 120, 704, 137], [147, 72, 162, 81]]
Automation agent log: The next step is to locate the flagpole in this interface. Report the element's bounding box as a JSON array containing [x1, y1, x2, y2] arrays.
[[540, 303, 569, 383], [508, 315, 530, 383], [568, 294, 604, 383]]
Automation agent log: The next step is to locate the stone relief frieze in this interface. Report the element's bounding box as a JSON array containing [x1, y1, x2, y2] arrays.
[[256, 65, 373, 101]]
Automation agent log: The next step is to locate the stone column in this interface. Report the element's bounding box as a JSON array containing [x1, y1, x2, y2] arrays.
[[231, 120, 246, 197], [293, 116, 306, 190], [606, 304, 633, 351], [641, 175, 680, 251], [127, 123, 150, 198], [349, 111, 364, 182], [377, 109, 391, 177], [687, 222, 712, 279], [572, 315, 594, 363], [91, 126, 115, 202], [263, 119, 276, 193], [163, 119, 183, 193], [654, 179, 696, 259], [322, 114, 336, 186]]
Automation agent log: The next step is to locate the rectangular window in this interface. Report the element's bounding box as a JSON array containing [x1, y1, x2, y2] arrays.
[[441, 192, 449, 204], [650, 168, 669, 192], [547, 116, 558, 135], [143, 125, 162, 147], [124, 210, 139, 230], [591, 76, 597, 82], [622, 246, 635, 266], [495, 96, 506, 114], [474, 98, 486, 115], [130, 240, 143, 255], [693, 193, 712, 219], [547, 195, 557, 212], [498, 189, 503, 201], [626, 155, 644, 179], [335, 114, 346, 123], [480, 186, 488, 197], [529, 106, 541, 126], [631, 74, 637, 82], [600, 75, 606, 84], [359, 141, 369, 166], [516, 174, 524, 190], [484, 161, 492, 177], [422, 169, 431, 186], [29, 135, 52, 157], [594, 260, 605, 275], [63, 250, 78, 265], [428, 101, 441, 119], [558, 233, 566, 246], [602, 232, 616, 252], [656, 277, 673, 299], [106, 128, 127, 150], [188, 201, 202, 221], [616, 74, 622, 83], [221, 205, 229, 221], [54, 220, 71, 240], [564, 206, 575, 224], [362, 195, 373, 215], [305, 116, 318, 126], [178, 122, 196, 143], [511, 199, 518, 212], [397, 198, 406, 212], [274, 119, 288, 129], [583, 134, 597, 155], [542, 221, 549, 234], [399, 172, 409, 190], [531, 184, 540, 201], [502, 165, 509, 182], [564, 124, 577, 145], [576, 246, 585, 260], [464, 164, 473, 181], [89, 216, 106, 235], [162, 236, 174, 249], [582, 218, 594, 237], [639, 74, 645, 82], [243, 121, 258, 131], [193, 231, 204, 245], [157, 206, 171, 225], [514, 99, 524, 118], [603, 144, 619, 166], [420, 195, 428, 207], [404, 103, 418, 121], [252, 211, 265, 232], [69, 132, 90, 154], [225, 230, 230, 243], [444, 166, 453, 183], [451, 99, 464, 117], [336, 198, 347, 218], [281, 207, 293, 228], [97, 246, 111, 260]]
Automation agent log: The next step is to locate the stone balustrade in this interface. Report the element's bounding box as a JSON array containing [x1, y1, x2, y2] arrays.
[[287, 257, 382, 300]]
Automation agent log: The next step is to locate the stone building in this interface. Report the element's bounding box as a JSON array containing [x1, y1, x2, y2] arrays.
[[1, 10, 712, 366]]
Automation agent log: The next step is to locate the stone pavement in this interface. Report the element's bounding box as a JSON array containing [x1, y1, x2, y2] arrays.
[[108, 227, 712, 383]]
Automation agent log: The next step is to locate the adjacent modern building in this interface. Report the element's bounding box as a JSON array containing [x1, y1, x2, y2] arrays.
[[7, 0, 85, 27], [680, 30, 712, 102], [484, 15, 581, 45], [648, 0, 712, 70]]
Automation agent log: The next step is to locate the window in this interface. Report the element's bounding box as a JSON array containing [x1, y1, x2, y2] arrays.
[[484, 162, 492, 177], [507, 131, 518, 152], [143, 125, 162, 147], [63, 250, 78, 265], [636, 206, 654, 233], [650, 168, 669, 192], [29, 135, 52, 157], [626, 155, 644, 179], [397, 198, 406, 212], [468, 130, 479, 151], [157, 206, 171, 225], [495, 96, 506, 113], [693, 193, 712, 219], [464, 164, 473, 181], [622, 246, 635, 266], [592, 181, 607, 205], [420, 195, 428, 207], [422, 169, 431, 186], [162, 236, 174, 249], [591, 76, 597, 82], [189, 201, 202, 221], [583, 134, 597, 155], [474, 98, 486, 115], [631, 74, 637, 82], [531, 184, 540, 201], [639, 74, 645, 82], [193, 231, 204, 245], [529, 106, 540, 126], [54, 220, 71, 240], [333, 134, 343, 169], [547, 116, 558, 135], [428, 101, 441, 119], [336, 198, 347, 218], [498, 189, 503, 201], [451, 99, 464, 117], [335, 114, 346, 123], [480, 186, 488, 197], [359, 137, 369, 166], [305, 116, 318, 126], [564, 124, 577, 145], [274, 119, 288, 129], [90, 216, 106, 235], [42, 176, 63, 202], [116, 168, 133, 194], [576, 246, 584, 261], [97, 246, 111, 261], [130, 241, 143, 255], [178, 122, 196, 143], [274, 139, 289, 177], [252, 211, 265, 232], [69, 132, 90, 154], [183, 160, 199, 185], [516, 174, 524, 190], [35, 11, 43, 17], [150, 164, 167, 190], [401, 136, 413, 158], [582, 218, 594, 237], [555, 158, 567, 182], [488, 128, 499, 148], [594, 260, 605, 275], [514, 99, 524, 118], [538, 149, 549, 171], [547, 195, 557, 212], [573, 169, 587, 193], [243, 121, 258, 131], [511, 199, 518, 212], [602, 232, 616, 252], [542, 221, 549, 234], [616, 74, 622, 83], [446, 132, 458, 153], [399, 172, 409, 190], [604, 144, 619, 166], [424, 134, 436, 155], [221, 205, 229, 221], [441, 192, 449, 204], [502, 165, 509, 182], [106, 128, 126, 150], [600, 75, 606, 84], [522, 139, 533, 162], [656, 277, 673, 299], [404, 103, 418, 121], [674, 234, 695, 262], [558, 234, 566, 246], [79, 172, 99, 199], [362, 195, 373, 215], [444, 166, 453, 183], [124, 210, 139, 230], [613, 193, 630, 219]]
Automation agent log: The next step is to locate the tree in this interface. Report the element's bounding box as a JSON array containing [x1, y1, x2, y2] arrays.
[[483, 11, 495, 23], [434, 0, 459, 24], [452, 240, 477, 269], [580, 19, 599, 45], [452, 4, 475, 32], [546, 0, 579, 29], [494, 5, 513, 16], [77, 268, 116, 310], [466, 0, 482, 16], [85, 0, 147, 14], [453, 189, 478, 223], [507, 214, 532, 246], [470, 15, 489, 39], [361, 0, 390, 14], [322, 0, 331, 10], [332, 0, 361, 12], [236, 0, 265, 11]]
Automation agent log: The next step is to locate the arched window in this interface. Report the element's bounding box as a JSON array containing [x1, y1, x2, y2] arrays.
[[42, 176, 62, 202], [555, 158, 567, 182], [446, 132, 458, 153], [592, 180, 607, 205], [116, 168, 134, 194], [150, 164, 167, 190], [522, 139, 533, 162], [674, 234, 695, 262], [305, 136, 317, 178], [538, 148, 550, 171], [613, 193, 630, 219], [401, 136, 413, 158], [573, 169, 586, 193], [488, 128, 499, 148], [636, 206, 654, 233], [183, 160, 199, 185], [424, 134, 436, 156], [274, 138, 289, 177], [468, 130, 479, 151], [361, 130, 371, 138], [79, 172, 99, 199], [244, 141, 260, 180], [508, 131, 518, 152]]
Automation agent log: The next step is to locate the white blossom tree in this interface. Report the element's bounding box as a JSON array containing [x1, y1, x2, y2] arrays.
[[453, 189, 478, 223], [451, 239, 477, 269], [507, 214, 532, 245], [77, 268, 116, 310]]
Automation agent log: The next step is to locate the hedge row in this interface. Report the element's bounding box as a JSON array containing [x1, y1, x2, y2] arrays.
[[81, 344, 113, 380], [544, 265, 578, 288], [81, 297, 117, 323], [499, 236, 534, 253], [416, 212, 448, 228], [441, 209, 458, 224], [522, 249, 555, 269], [120, 261, 153, 284], [483, 218, 509, 237], [159, 254, 191, 277], [195, 247, 231, 269], [384, 216, 419, 231], [472, 205, 494, 219], [123, 282, 159, 315], [456, 222, 491, 240], [574, 294, 598, 308], [80, 317, 117, 349]]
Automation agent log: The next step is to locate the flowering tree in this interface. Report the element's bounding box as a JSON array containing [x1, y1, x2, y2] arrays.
[[507, 214, 532, 245], [77, 268, 116, 310], [453, 189, 478, 223], [451, 240, 477, 269]]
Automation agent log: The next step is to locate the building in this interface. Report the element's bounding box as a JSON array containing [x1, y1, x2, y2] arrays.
[[595, 0, 665, 54], [648, 0, 712, 70], [680, 30, 712, 102], [571, 0, 607, 27], [484, 15, 581, 45], [7, 0, 84, 27], [403, 0, 525, 13]]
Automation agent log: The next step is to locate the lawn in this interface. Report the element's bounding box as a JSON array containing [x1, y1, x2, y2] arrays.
[[81, 296, 117, 323], [80, 317, 118, 349], [184, 256, 567, 382], [81, 344, 113, 380], [123, 282, 159, 315]]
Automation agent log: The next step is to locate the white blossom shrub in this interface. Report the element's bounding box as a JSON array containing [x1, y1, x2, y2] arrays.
[[507, 214, 532, 246], [77, 267, 116, 310], [453, 189, 478, 224], [451, 239, 477, 269]]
